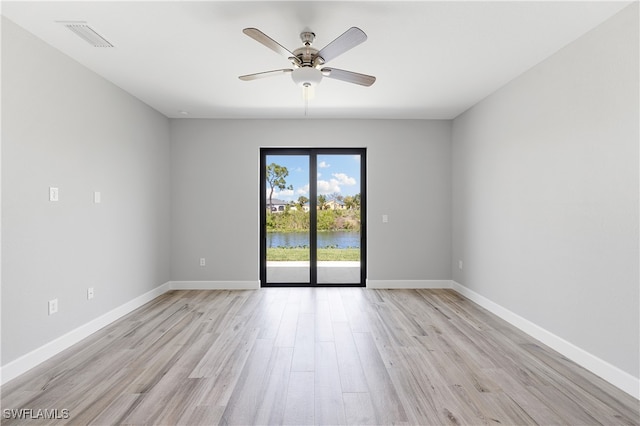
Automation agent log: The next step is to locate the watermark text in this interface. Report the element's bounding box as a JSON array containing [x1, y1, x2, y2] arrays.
[[3, 408, 70, 420]]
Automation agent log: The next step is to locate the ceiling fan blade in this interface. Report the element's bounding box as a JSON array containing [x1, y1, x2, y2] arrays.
[[321, 68, 376, 87], [317, 27, 367, 63], [243, 28, 295, 59], [239, 69, 293, 81]]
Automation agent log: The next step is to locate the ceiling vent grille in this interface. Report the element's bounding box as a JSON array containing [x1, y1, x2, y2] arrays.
[[63, 23, 113, 48]]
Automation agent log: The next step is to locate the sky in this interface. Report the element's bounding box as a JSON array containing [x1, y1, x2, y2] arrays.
[[266, 154, 361, 202]]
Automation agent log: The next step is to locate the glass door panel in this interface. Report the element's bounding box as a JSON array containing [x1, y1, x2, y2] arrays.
[[316, 154, 362, 284], [261, 148, 365, 287], [265, 154, 310, 284]]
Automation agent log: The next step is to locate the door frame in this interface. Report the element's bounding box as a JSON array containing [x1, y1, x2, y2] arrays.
[[260, 147, 367, 287]]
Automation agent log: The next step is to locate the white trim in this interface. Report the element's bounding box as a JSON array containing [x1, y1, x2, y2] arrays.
[[0, 280, 260, 386], [451, 281, 640, 400], [4, 279, 636, 401], [169, 280, 260, 290], [366, 280, 452, 289], [0, 280, 261, 385], [0, 282, 172, 386]]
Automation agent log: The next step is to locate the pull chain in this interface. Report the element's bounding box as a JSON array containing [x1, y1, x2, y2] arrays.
[[303, 83, 310, 116]]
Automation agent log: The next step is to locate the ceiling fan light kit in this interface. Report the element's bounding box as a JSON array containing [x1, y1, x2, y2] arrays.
[[239, 26, 375, 105], [291, 67, 322, 87]]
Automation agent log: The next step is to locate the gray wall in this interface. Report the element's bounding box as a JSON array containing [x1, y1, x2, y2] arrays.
[[451, 3, 639, 378], [1, 18, 171, 364], [2, 2, 637, 393], [170, 119, 452, 283]]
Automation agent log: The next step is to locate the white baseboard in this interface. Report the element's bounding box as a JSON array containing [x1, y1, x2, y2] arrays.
[[0, 280, 261, 386], [5, 279, 636, 401], [0, 281, 172, 386], [367, 279, 452, 289], [169, 281, 260, 290], [451, 281, 639, 400]]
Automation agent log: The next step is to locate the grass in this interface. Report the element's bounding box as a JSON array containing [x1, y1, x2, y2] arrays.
[[267, 248, 360, 262]]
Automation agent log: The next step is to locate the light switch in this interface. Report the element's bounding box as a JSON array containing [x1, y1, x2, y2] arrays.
[[94, 191, 101, 203], [48, 299, 58, 315], [49, 187, 59, 202], [382, 214, 389, 223]]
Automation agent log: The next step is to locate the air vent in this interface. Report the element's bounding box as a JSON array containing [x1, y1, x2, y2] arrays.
[[63, 23, 113, 47]]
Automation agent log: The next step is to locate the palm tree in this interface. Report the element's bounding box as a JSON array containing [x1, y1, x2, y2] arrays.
[[317, 194, 328, 210], [344, 195, 356, 210], [353, 193, 361, 209], [297, 195, 309, 210]]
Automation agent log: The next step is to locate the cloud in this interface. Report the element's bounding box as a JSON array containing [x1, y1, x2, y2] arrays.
[[332, 173, 356, 186], [318, 161, 331, 168], [316, 173, 357, 195], [317, 179, 341, 195], [297, 185, 309, 196], [268, 187, 295, 200]]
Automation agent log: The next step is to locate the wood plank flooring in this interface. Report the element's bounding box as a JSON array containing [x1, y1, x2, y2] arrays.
[[1, 288, 638, 425]]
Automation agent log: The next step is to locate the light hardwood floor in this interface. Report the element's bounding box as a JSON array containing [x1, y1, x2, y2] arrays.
[[1, 288, 638, 425]]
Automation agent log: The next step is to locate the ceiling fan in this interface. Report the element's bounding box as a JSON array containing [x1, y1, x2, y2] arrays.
[[239, 27, 376, 97]]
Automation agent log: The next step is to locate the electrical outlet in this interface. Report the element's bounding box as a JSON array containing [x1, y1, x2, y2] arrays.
[[382, 214, 389, 223], [200, 258, 206, 267], [87, 287, 94, 300], [48, 299, 58, 315]]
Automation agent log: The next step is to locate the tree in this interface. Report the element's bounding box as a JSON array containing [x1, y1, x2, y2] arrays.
[[329, 192, 343, 202], [353, 193, 361, 208], [317, 194, 328, 210], [344, 195, 355, 210], [266, 163, 292, 210], [297, 195, 309, 209]]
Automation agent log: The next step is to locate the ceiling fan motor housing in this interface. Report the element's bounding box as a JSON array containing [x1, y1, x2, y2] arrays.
[[292, 47, 321, 67]]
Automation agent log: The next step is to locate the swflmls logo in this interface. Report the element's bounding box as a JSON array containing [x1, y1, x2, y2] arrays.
[[3, 408, 70, 420]]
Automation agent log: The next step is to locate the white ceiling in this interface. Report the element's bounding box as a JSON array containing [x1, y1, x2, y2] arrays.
[[1, 1, 632, 119]]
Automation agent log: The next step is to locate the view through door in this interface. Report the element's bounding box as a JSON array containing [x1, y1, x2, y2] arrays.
[[260, 148, 366, 287]]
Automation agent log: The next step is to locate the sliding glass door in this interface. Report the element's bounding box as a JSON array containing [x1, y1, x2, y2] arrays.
[[263, 153, 311, 284], [260, 148, 366, 287]]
